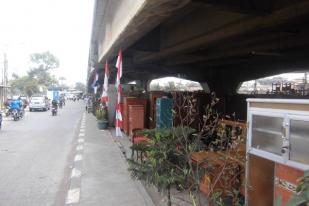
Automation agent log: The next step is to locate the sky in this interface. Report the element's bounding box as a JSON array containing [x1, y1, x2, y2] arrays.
[[0, 0, 94, 86]]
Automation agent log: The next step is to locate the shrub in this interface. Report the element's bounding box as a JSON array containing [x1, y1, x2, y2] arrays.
[[96, 104, 108, 120]]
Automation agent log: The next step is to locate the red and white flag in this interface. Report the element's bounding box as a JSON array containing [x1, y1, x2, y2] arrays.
[[91, 68, 99, 94], [115, 50, 123, 137], [100, 61, 109, 105]]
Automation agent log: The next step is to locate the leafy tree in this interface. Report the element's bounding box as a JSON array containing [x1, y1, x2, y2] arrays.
[[28, 68, 58, 87], [59, 76, 66, 82], [165, 81, 176, 91], [75, 82, 86, 93], [30, 51, 59, 71], [12, 73, 19, 80], [10, 76, 40, 96], [150, 82, 162, 91], [27, 51, 59, 87], [9, 51, 60, 96]]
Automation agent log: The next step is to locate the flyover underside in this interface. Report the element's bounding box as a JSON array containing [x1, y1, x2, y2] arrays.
[[91, 0, 309, 95]]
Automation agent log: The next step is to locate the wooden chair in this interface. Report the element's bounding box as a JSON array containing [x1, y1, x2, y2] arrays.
[[131, 128, 150, 162], [192, 119, 247, 198]]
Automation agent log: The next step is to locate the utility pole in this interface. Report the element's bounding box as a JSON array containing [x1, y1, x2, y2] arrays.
[[0, 53, 8, 108], [4, 53, 8, 86]]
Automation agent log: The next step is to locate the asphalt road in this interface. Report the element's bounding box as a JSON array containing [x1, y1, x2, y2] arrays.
[[0, 101, 84, 206]]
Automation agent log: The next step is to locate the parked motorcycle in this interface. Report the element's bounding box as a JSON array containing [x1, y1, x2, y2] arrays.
[[5, 106, 11, 117], [52, 106, 57, 116]]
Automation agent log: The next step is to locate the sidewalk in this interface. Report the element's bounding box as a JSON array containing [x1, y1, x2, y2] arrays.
[[78, 113, 154, 206]]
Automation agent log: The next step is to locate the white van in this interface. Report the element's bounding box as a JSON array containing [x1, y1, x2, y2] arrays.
[[29, 96, 49, 112]]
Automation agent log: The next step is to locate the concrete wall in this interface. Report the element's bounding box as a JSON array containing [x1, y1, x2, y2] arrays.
[[97, 0, 146, 61], [107, 84, 117, 126]]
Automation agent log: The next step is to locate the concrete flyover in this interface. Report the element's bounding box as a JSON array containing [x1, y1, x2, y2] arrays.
[[88, 0, 309, 95]]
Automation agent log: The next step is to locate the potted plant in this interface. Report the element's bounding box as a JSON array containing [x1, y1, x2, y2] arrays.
[[96, 103, 108, 129]]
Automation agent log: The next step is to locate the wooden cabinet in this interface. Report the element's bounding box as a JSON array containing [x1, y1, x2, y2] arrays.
[[129, 105, 145, 136], [123, 97, 147, 135]]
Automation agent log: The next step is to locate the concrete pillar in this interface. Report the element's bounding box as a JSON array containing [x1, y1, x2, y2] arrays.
[[107, 84, 117, 126]]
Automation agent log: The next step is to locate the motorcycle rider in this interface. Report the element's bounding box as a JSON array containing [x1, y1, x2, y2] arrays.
[[59, 99, 63, 108], [10, 96, 23, 118], [60, 96, 65, 106], [51, 99, 58, 110], [51, 99, 58, 114]]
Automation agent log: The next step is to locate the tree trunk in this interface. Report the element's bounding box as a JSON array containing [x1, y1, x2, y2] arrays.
[[167, 185, 171, 206]]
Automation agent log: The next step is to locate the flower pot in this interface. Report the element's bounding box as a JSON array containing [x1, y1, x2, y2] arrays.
[[97, 119, 108, 130]]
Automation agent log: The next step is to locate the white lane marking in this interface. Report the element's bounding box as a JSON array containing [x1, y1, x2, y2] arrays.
[[78, 133, 85, 137], [74, 154, 83, 162], [71, 168, 82, 178], [65, 188, 80, 204], [76, 145, 84, 151], [78, 138, 84, 143], [80, 128, 85, 133]]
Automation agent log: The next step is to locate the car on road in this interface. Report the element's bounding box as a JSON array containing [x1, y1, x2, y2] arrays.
[[29, 96, 50, 112]]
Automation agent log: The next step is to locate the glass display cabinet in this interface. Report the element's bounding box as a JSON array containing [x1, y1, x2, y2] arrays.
[[246, 99, 309, 206]]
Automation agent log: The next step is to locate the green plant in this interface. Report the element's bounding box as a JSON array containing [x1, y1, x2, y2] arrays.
[[128, 92, 246, 206], [128, 126, 195, 206], [96, 104, 108, 120], [128, 92, 223, 206]]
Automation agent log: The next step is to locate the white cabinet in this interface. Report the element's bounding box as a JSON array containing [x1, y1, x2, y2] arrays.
[[288, 116, 309, 165], [246, 99, 309, 206], [247, 98, 309, 170]]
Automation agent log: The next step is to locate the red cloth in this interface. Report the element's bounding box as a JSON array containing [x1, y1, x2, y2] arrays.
[[133, 136, 150, 144]]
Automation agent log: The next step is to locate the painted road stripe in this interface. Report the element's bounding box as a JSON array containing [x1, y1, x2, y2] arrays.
[[71, 168, 82, 178], [80, 128, 85, 133], [65, 188, 80, 204], [78, 133, 85, 137], [74, 154, 83, 162], [78, 138, 84, 143], [76, 145, 83, 151]]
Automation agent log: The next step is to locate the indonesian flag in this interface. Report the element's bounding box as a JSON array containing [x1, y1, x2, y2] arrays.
[[100, 61, 109, 105], [91, 68, 99, 94], [115, 50, 123, 137]]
